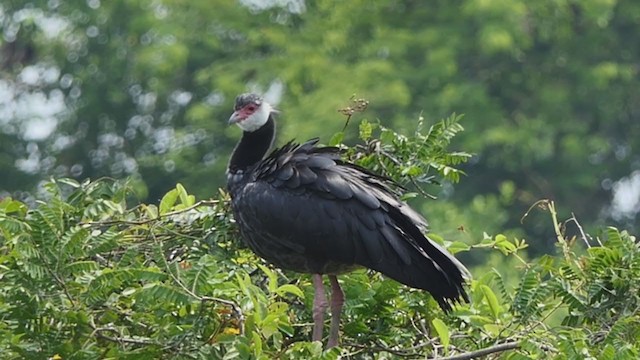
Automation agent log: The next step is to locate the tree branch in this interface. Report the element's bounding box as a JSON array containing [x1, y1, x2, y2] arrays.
[[87, 319, 160, 347], [94, 328, 160, 346], [567, 213, 591, 248], [433, 341, 519, 360], [157, 237, 245, 335], [343, 341, 419, 357], [80, 199, 223, 227]]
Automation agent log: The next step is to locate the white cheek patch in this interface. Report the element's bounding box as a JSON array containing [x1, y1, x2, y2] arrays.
[[237, 102, 273, 132]]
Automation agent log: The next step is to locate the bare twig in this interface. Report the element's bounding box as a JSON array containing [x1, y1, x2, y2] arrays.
[[520, 199, 550, 224], [546, 201, 575, 263], [162, 199, 222, 217], [409, 176, 438, 200], [343, 341, 419, 357], [338, 96, 369, 132], [567, 213, 590, 248], [378, 148, 403, 166], [49, 270, 77, 307], [518, 301, 563, 337], [93, 328, 159, 346], [158, 239, 245, 335], [433, 341, 519, 360], [87, 318, 160, 347], [80, 199, 222, 227], [594, 235, 604, 247]]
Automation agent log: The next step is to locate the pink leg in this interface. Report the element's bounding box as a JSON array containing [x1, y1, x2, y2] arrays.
[[312, 274, 327, 343], [327, 275, 344, 348]]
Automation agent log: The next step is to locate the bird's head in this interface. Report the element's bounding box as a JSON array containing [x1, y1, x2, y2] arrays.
[[228, 93, 274, 132]]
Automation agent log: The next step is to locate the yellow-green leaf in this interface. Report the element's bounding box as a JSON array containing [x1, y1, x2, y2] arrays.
[[483, 323, 501, 336], [329, 132, 344, 146], [432, 318, 450, 351], [252, 331, 263, 356], [176, 183, 190, 205], [448, 241, 471, 254], [144, 204, 158, 218], [480, 285, 501, 320], [257, 264, 278, 294], [276, 284, 304, 298], [494, 234, 508, 243], [359, 119, 373, 140], [159, 189, 178, 214]]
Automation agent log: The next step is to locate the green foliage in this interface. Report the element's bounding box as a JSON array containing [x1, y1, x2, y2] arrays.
[[0, 179, 287, 359], [459, 202, 640, 360], [0, 118, 638, 359], [338, 115, 471, 200], [0, 118, 467, 358]]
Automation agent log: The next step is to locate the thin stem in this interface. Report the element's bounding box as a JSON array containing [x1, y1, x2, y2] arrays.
[[433, 341, 519, 360], [80, 199, 222, 227], [567, 213, 590, 248], [155, 233, 245, 335]]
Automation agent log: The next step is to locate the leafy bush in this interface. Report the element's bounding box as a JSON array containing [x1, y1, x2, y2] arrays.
[[0, 118, 638, 359]]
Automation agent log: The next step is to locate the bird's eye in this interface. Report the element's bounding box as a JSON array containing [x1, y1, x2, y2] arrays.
[[246, 105, 257, 111]]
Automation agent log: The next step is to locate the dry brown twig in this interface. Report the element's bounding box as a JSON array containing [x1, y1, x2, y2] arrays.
[[338, 96, 370, 131]]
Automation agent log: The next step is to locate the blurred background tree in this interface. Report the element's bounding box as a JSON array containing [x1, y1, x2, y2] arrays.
[[1, 0, 639, 256]]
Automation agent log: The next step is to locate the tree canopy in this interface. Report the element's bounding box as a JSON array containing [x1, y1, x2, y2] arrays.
[[0, 122, 638, 359]]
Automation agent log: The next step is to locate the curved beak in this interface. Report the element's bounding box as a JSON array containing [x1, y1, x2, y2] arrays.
[[228, 111, 242, 125]]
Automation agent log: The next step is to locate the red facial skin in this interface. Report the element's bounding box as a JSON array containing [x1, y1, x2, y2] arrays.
[[229, 103, 258, 124]]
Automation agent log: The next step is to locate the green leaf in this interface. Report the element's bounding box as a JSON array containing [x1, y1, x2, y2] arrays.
[[0, 198, 27, 215], [252, 331, 263, 356], [144, 204, 158, 218], [380, 128, 396, 144], [328, 132, 344, 146], [359, 119, 374, 140], [600, 344, 616, 360], [176, 183, 193, 206], [57, 178, 81, 188], [427, 233, 445, 245], [309, 341, 323, 356], [432, 318, 450, 351], [137, 283, 190, 305], [483, 323, 501, 336], [494, 234, 517, 254], [257, 264, 278, 294], [401, 165, 422, 176], [122, 287, 137, 296], [64, 260, 98, 274], [400, 192, 419, 201], [275, 284, 304, 298], [159, 189, 179, 214], [447, 241, 471, 254], [467, 315, 494, 326], [495, 234, 508, 243], [480, 285, 502, 320]]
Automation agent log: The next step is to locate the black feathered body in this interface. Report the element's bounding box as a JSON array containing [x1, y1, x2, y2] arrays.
[[227, 130, 469, 309]]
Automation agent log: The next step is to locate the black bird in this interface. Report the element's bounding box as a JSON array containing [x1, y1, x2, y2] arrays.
[[226, 93, 470, 348]]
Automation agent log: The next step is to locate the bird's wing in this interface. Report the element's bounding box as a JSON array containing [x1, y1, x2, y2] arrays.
[[237, 139, 469, 309]]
